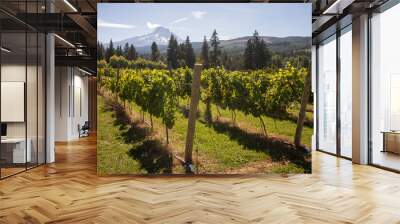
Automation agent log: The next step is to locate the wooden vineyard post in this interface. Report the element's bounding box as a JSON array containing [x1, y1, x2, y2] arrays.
[[184, 64, 202, 173], [294, 66, 311, 148]]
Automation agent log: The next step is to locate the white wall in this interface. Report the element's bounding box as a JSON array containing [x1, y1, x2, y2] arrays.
[[72, 72, 89, 138], [55, 66, 70, 141], [54, 67, 89, 141]]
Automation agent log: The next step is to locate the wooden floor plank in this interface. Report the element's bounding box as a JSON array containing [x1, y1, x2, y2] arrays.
[[0, 135, 399, 223]]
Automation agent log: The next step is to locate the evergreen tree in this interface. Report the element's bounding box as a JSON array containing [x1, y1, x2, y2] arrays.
[[177, 42, 186, 67], [177, 43, 185, 60], [151, 42, 160, 62], [253, 30, 268, 69], [201, 36, 209, 68], [257, 39, 270, 68], [97, 41, 105, 60], [105, 39, 115, 62], [244, 30, 271, 70], [184, 36, 196, 68], [115, 46, 123, 56], [221, 51, 231, 70], [127, 44, 137, 60], [123, 43, 129, 58], [209, 29, 221, 67], [244, 39, 254, 70], [167, 35, 179, 69]]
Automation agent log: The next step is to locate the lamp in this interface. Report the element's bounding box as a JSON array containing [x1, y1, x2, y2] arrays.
[[78, 67, 93, 76], [63, 0, 78, 12], [54, 34, 75, 48], [1, 47, 11, 53]]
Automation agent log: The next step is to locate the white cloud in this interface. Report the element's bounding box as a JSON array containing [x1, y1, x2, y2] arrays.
[[191, 11, 207, 19], [170, 17, 188, 25], [147, 21, 161, 29], [98, 19, 135, 29]]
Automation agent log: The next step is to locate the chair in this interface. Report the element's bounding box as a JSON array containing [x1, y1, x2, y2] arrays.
[[79, 121, 90, 138]]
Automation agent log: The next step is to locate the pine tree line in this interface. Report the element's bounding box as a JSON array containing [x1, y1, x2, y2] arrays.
[[98, 29, 274, 71], [244, 31, 271, 70], [167, 35, 196, 69], [98, 40, 138, 62]]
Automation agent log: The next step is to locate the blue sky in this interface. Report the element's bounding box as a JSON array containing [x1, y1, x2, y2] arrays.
[[98, 3, 311, 43]]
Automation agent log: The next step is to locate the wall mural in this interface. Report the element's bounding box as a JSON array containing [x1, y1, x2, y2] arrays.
[[96, 3, 312, 174]]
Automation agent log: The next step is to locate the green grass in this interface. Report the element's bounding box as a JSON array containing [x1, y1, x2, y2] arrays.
[[197, 102, 313, 149], [271, 163, 305, 174], [97, 95, 145, 175], [175, 113, 270, 172], [127, 100, 270, 173], [97, 93, 310, 174]]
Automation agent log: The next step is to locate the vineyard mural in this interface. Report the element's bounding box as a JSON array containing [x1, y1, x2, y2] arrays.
[[97, 3, 312, 174]]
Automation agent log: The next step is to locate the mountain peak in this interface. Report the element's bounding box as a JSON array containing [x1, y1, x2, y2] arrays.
[[114, 26, 181, 48], [153, 26, 170, 34], [150, 26, 174, 39]]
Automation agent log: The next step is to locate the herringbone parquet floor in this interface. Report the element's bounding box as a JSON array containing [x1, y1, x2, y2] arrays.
[[1, 135, 400, 224]]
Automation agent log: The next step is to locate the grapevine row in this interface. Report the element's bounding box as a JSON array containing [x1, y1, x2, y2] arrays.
[[98, 62, 306, 140]]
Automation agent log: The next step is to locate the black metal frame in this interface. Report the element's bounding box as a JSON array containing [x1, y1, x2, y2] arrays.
[[367, 10, 373, 166], [0, 0, 47, 180], [315, 44, 319, 152], [25, 1, 28, 172], [336, 26, 341, 158]]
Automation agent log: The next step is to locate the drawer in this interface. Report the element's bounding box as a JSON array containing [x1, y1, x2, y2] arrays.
[[384, 133, 400, 154]]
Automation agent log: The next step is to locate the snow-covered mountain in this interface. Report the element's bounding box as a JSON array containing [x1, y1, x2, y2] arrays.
[[112, 26, 182, 48], [104, 26, 310, 55]]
